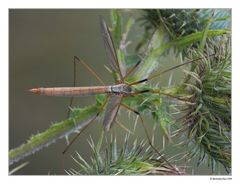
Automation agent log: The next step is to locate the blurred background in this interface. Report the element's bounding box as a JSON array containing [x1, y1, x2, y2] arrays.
[[9, 9, 115, 175], [9, 9, 228, 175]]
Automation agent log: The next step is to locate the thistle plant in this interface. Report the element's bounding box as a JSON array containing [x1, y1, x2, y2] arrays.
[[175, 37, 231, 173], [66, 133, 184, 175]]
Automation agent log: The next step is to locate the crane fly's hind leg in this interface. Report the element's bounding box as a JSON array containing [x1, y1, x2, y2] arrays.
[[115, 120, 134, 135], [66, 56, 106, 118], [120, 103, 155, 147], [63, 95, 110, 154], [120, 103, 178, 171]]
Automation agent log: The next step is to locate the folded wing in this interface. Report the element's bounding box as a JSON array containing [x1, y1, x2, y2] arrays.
[[100, 18, 125, 81], [103, 95, 122, 132]]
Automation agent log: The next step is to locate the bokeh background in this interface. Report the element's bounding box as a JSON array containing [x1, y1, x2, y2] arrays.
[[9, 9, 228, 175]]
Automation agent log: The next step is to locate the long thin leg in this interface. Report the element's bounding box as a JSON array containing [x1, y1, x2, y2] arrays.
[[130, 89, 151, 96], [67, 56, 106, 117], [132, 87, 196, 106], [115, 120, 134, 135], [122, 60, 141, 80], [67, 57, 77, 117], [120, 103, 180, 174], [63, 95, 110, 154], [74, 56, 106, 86], [131, 89, 191, 103], [127, 53, 216, 87]]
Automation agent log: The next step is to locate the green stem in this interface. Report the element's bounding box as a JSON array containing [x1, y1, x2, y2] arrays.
[[9, 105, 98, 165]]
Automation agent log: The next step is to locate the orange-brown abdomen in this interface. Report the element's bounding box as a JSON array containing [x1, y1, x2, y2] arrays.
[[29, 86, 110, 97]]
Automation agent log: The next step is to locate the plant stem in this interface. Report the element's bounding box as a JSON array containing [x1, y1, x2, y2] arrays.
[[9, 105, 98, 165]]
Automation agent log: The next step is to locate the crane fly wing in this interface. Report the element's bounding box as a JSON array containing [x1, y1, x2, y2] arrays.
[[103, 95, 122, 132], [100, 17, 125, 81], [100, 18, 118, 71]]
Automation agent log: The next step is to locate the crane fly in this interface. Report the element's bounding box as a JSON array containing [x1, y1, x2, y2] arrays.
[[29, 17, 196, 155], [30, 18, 148, 131]]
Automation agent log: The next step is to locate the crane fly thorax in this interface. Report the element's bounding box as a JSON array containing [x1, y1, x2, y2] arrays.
[[110, 84, 132, 96]]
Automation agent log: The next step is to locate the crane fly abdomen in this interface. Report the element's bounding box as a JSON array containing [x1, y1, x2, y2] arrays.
[[29, 86, 111, 97], [29, 84, 133, 97]]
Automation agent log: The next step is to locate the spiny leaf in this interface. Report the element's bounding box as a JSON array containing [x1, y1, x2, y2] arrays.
[[67, 134, 184, 175]]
